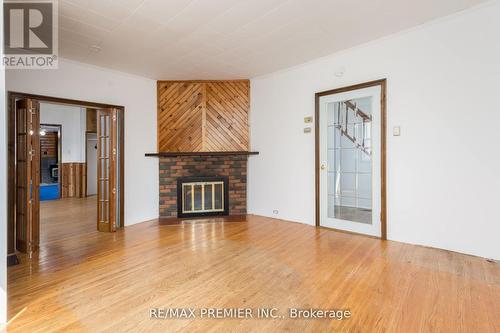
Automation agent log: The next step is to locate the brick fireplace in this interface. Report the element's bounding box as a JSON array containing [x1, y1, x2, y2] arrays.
[[152, 79, 257, 219], [159, 155, 248, 218]]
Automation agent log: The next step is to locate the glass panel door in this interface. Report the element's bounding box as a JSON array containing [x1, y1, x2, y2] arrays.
[[97, 108, 119, 232], [319, 85, 383, 237], [15, 98, 40, 255]]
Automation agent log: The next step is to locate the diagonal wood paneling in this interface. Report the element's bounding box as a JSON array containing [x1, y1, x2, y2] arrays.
[[205, 81, 249, 151], [157, 80, 249, 152], [157, 82, 204, 152]]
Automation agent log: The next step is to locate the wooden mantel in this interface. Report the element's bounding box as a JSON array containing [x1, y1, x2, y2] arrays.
[[145, 151, 259, 157]]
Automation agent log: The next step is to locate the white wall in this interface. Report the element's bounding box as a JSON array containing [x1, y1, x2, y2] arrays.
[[40, 103, 85, 163], [0, 1, 7, 324], [249, 1, 500, 260], [86, 133, 98, 196], [6, 59, 158, 227]]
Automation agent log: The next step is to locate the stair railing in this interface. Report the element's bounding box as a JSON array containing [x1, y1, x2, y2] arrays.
[[335, 100, 371, 156]]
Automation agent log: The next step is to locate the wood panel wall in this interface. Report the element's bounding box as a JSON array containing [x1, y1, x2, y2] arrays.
[[40, 132, 57, 158], [157, 80, 249, 152], [61, 163, 86, 198]]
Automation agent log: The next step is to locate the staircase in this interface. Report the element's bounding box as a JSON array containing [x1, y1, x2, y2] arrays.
[[335, 100, 372, 156]]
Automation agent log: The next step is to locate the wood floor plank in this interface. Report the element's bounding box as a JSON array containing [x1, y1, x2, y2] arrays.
[[7, 197, 500, 332]]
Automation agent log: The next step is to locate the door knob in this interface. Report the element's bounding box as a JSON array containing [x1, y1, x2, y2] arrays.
[[320, 163, 327, 170]]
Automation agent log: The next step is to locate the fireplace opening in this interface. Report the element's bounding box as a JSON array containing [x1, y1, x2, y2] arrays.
[[177, 176, 229, 218]]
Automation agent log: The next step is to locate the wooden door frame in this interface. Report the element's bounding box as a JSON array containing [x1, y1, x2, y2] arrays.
[[40, 123, 62, 199], [7, 91, 125, 265], [314, 79, 387, 240]]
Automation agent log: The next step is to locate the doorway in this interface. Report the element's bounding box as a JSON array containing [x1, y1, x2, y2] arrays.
[[315, 80, 386, 239], [7, 92, 125, 262], [39, 124, 61, 201], [86, 132, 98, 196]]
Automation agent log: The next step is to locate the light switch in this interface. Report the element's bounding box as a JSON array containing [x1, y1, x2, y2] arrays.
[[393, 126, 401, 136], [304, 116, 313, 123]]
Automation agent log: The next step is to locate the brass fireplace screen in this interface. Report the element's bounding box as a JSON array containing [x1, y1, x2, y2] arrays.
[[177, 177, 229, 218]]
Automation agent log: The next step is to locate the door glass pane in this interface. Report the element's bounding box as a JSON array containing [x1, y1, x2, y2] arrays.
[[104, 201, 108, 222], [104, 157, 108, 176], [115, 111, 121, 228], [327, 97, 373, 224], [98, 112, 111, 225], [101, 201, 106, 222], [105, 181, 109, 201]]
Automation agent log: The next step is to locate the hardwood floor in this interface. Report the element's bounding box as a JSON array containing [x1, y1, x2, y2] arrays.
[[40, 196, 98, 244], [7, 197, 500, 332]]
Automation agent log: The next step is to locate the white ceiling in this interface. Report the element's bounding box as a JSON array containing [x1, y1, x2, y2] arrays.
[[58, 0, 488, 79]]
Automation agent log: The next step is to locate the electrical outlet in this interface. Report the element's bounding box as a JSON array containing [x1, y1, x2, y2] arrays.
[[273, 210, 279, 215]]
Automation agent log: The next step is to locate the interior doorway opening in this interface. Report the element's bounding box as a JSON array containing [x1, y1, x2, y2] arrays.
[[7, 92, 125, 265], [86, 132, 98, 196], [39, 124, 61, 201]]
